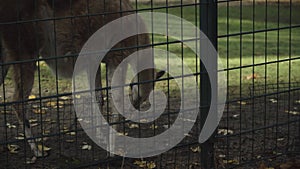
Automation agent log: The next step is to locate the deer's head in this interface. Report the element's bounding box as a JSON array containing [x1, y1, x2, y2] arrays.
[[129, 69, 165, 109]]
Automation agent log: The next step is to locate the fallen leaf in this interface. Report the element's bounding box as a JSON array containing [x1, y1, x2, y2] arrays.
[[285, 110, 300, 115], [277, 138, 285, 141], [75, 95, 81, 99], [223, 159, 239, 165], [67, 132, 76, 136], [190, 146, 201, 153], [150, 124, 158, 129], [219, 154, 226, 158], [45, 101, 64, 108], [15, 136, 25, 140], [28, 95, 36, 99], [128, 124, 139, 129], [7, 144, 20, 154], [134, 160, 147, 168], [6, 123, 16, 129], [29, 119, 38, 123], [218, 129, 234, 135], [59, 96, 69, 100], [147, 161, 156, 169], [31, 123, 39, 127], [38, 145, 51, 152], [140, 119, 148, 123], [233, 114, 239, 118], [237, 101, 247, 105], [117, 132, 128, 136], [246, 73, 259, 80], [82, 144, 92, 150], [269, 98, 277, 103], [33, 109, 46, 114]]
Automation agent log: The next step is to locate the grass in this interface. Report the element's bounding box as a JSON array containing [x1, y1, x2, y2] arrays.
[[137, 2, 300, 96], [2, 2, 300, 99]]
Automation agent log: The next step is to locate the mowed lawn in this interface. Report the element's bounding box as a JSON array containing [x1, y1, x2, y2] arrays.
[[2, 2, 300, 98], [138, 2, 300, 96]]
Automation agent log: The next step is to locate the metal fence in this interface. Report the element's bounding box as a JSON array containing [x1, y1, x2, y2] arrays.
[[0, 0, 299, 169]]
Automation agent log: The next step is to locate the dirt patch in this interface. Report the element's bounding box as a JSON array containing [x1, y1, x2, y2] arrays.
[[0, 85, 299, 168]]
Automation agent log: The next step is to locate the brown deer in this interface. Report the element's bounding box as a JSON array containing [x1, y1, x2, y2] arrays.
[[0, 0, 164, 157]]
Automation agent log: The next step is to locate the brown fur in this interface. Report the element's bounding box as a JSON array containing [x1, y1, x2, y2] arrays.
[[0, 0, 162, 157]]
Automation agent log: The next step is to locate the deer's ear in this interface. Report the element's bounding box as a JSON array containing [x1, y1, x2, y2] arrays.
[[156, 70, 165, 80]]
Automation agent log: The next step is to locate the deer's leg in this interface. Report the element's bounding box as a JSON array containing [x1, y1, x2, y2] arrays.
[[92, 65, 104, 142], [0, 43, 10, 86], [106, 61, 127, 156], [12, 60, 45, 157]]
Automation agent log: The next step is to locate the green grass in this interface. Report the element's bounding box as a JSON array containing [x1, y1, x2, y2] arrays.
[[136, 3, 300, 96], [3, 3, 300, 99]]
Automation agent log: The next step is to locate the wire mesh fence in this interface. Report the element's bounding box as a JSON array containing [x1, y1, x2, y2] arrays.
[[0, 0, 299, 169]]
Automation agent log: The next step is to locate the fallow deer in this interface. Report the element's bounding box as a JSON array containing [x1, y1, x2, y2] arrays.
[[0, 0, 164, 157]]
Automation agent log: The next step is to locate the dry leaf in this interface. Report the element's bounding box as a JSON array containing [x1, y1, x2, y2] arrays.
[[140, 119, 148, 123], [75, 95, 81, 99], [150, 124, 158, 129], [147, 161, 156, 169], [7, 144, 20, 154], [223, 159, 239, 164], [29, 119, 38, 123], [285, 110, 300, 115], [28, 95, 36, 99], [82, 144, 92, 150], [128, 124, 139, 129], [15, 136, 25, 140], [233, 114, 239, 118], [277, 138, 285, 141], [117, 132, 128, 136], [246, 73, 259, 80], [33, 109, 46, 114], [133, 160, 156, 169], [45, 101, 64, 108], [66, 139, 75, 143], [218, 154, 226, 158], [6, 123, 16, 129], [31, 123, 39, 127], [190, 146, 201, 153], [237, 101, 247, 105], [38, 145, 51, 152], [59, 96, 69, 100], [218, 129, 234, 135], [134, 160, 147, 168], [67, 132, 76, 136], [269, 99, 277, 103]]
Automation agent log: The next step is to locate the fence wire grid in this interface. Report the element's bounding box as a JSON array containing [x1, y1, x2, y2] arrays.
[[0, 0, 299, 169]]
